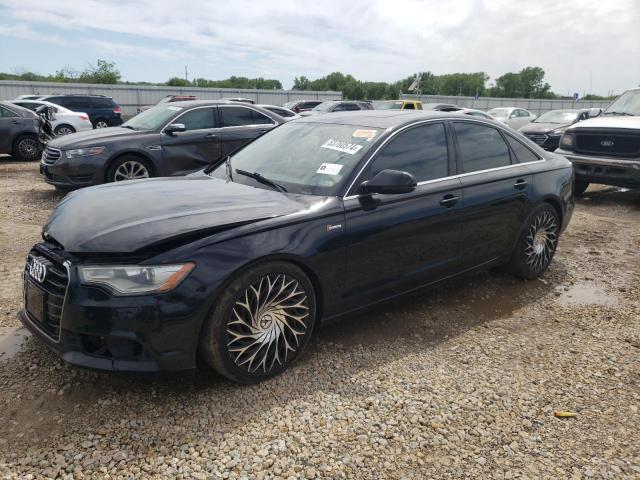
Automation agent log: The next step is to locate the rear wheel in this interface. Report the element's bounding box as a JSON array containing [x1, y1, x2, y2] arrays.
[[573, 179, 589, 197], [54, 124, 76, 136], [94, 119, 109, 129], [106, 156, 152, 183], [507, 203, 560, 279], [12, 135, 42, 161], [200, 262, 316, 383]]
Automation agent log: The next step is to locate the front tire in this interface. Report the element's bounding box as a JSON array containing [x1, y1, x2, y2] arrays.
[[12, 134, 42, 161], [200, 262, 317, 383], [507, 204, 560, 280], [106, 156, 152, 183], [54, 124, 76, 136]]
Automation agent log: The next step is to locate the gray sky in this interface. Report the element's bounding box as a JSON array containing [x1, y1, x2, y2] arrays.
[[0, 0, 638, 95]]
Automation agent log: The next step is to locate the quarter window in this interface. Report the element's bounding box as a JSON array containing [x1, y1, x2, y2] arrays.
[[364, 123, 449, 183], [454, 122, 511, 173], [505, 135, 540, 163], [221, 107, 273, 127], [177, 107, 216, 130]]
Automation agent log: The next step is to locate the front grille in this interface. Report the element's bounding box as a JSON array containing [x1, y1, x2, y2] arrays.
[[42, 146, 62, 166], [24, 244, 69, 340], [524, 133, 548, 145], [575, 132, 640, 157]]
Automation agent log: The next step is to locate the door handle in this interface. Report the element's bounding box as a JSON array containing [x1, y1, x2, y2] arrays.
[[513, 179, 528, 190], [439, 194, 460, 208], [204, 133, 217, 139]]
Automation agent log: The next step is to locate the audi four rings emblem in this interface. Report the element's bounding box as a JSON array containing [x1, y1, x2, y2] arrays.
[[600, 139, 615, 147], [28, 258, 47, 283]]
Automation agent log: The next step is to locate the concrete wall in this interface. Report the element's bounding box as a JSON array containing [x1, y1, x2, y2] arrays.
[[400, 93, 612, 115], [0, 80, 342, 118]]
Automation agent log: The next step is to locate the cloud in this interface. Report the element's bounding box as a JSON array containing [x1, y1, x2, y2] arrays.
[[0, 21, 68, 45], [0, 0, 638, 94]]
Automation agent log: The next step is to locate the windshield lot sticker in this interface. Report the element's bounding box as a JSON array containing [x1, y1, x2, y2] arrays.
[[167, 106, 183, 111], [316, 163, 344, 175], [321, 139, 363, 155], [352, 129, 378, 141]]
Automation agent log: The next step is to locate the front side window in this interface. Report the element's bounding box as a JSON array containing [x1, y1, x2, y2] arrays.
[[454, 122, 511, 173], [363, 123, 448, 183], [209, 122, 381, 195], [177, 107, 216, 130]]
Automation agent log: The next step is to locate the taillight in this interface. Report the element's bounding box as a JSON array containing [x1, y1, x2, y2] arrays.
[[113, 106, 122, 114], [79, 114, 89, 120]]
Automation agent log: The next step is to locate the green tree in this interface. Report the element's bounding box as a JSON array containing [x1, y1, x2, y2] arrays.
[[79, 59, 121, 84], [166, 77, 191, 86]]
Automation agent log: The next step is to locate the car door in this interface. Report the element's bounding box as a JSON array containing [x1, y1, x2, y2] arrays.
[[218, 105, 276, 158], [343, 122, 463, 309], [452, 121, 533, 270], [160, 106, 222, 175], [0, 105, 29, 153]]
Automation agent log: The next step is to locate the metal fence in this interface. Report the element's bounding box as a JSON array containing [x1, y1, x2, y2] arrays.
[[400, 93, 611, 116], [0, 80, 342, 118]]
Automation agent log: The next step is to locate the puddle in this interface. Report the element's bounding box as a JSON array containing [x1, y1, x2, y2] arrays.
[[556, 282, 618, 307], [0, 327, 31, 361]]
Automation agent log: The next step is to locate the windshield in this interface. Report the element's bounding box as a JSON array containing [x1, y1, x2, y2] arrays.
[[210, 122, 381, 195], [604, 90, 640, 116], [375, 101, 403, 110], [533, 110, 578, 124], [123, 104, 182, 130], [487, 108, 509, 117], [313, 102, 337, 112]]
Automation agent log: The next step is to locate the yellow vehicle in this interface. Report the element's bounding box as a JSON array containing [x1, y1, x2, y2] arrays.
[[374, 99, 423, 110]]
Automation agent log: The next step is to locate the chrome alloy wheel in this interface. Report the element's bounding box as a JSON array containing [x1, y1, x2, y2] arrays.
[[95, 120, 109, 128], [55, 126, 74, 136], [226, 274, 310, 374], [113, 160, 150, 181], [18, 138, 39, 159], [524, 210, 558, 273]]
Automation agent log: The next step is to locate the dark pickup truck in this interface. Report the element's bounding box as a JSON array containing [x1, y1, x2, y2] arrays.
[[556, 87, 640, 195]]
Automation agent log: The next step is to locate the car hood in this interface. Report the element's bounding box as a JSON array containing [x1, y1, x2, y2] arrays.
[[44, 176, 327, 253], [520, 122, 569, 133], [47, 127, 147, 149], [567, 116, 640, 130]]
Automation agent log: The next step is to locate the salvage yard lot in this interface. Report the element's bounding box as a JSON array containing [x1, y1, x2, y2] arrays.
[[0, 158, 639, 479]]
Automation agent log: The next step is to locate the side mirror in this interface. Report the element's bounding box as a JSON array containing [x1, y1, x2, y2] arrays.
[[588, 108, 603, 118], [358, 169, 417, 195], [164, 123, 186, 135]]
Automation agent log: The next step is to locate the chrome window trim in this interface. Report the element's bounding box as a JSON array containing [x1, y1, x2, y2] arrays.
[[160, 105, 217, 134], [342, 117, 546, 200]]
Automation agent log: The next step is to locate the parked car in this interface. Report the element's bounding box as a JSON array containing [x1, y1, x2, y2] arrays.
[[373, 99, 423, 110], [518, 109, 595, 151], [38, 94, 122, 129], [20, 110, 574, 382], [457, 108, 495, 120], [282, 100, 323, 113], [488, 107, 537, 129], [11, 100, 93, 136], [422, 103, 461, 112], [299, 100, 372, 116], [0, 101, 43, 161], [40, 100, 284, 190], [258, 104, 300, 121], [556, 87, 640, 195], [137, 95, 197, 113]]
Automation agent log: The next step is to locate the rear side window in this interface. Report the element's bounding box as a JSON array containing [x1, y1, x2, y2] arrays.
[[403, 103, 415, 110], [454, 122, 511, 173], [45, 97, 64, 107], [91, 97, 116, 108], [300, 102, 320, 109], [177, 107, 216, 130], [365, 123, 449, 183], [62, 97, 90, 109], [221, 107, 273, 127], [505, 135, 540, 163]]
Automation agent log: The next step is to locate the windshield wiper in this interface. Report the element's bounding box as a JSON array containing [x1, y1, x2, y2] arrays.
[[235, 169, 287, 192], [121, 125, 136, 130], [604, 111, 634, 116]]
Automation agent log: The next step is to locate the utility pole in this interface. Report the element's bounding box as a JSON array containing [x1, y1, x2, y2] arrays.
[[185, 65, 189, 82]]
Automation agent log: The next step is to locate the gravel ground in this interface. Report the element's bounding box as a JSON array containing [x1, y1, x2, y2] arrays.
[[0, 157, 638, 479]]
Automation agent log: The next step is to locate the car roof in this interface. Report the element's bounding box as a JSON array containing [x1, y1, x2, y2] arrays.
[[294, 110, 474, 128], [163, 99, 262, 107]]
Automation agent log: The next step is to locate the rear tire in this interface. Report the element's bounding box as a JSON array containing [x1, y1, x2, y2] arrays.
[[507, 203, 560, 280], [94, 119, 109, 129], [573, 179, 589, 197], [12, 134, 42, 162], [54, 124, 76, 136], [200, 262, 317, 383]]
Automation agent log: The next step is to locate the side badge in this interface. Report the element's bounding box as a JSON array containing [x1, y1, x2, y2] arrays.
[[325, 223, 343, 232]]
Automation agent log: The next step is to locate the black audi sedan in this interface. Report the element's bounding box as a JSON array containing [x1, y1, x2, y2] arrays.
[[40, 100, 284, 190], [20, 111, 574, 383]]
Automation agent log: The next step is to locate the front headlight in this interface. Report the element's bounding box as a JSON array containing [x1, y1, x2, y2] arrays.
[[78, 263, 195, 295], [549, 129, 565, 136], [66, 146, 106, 159], [560, 132, 575, 147]]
